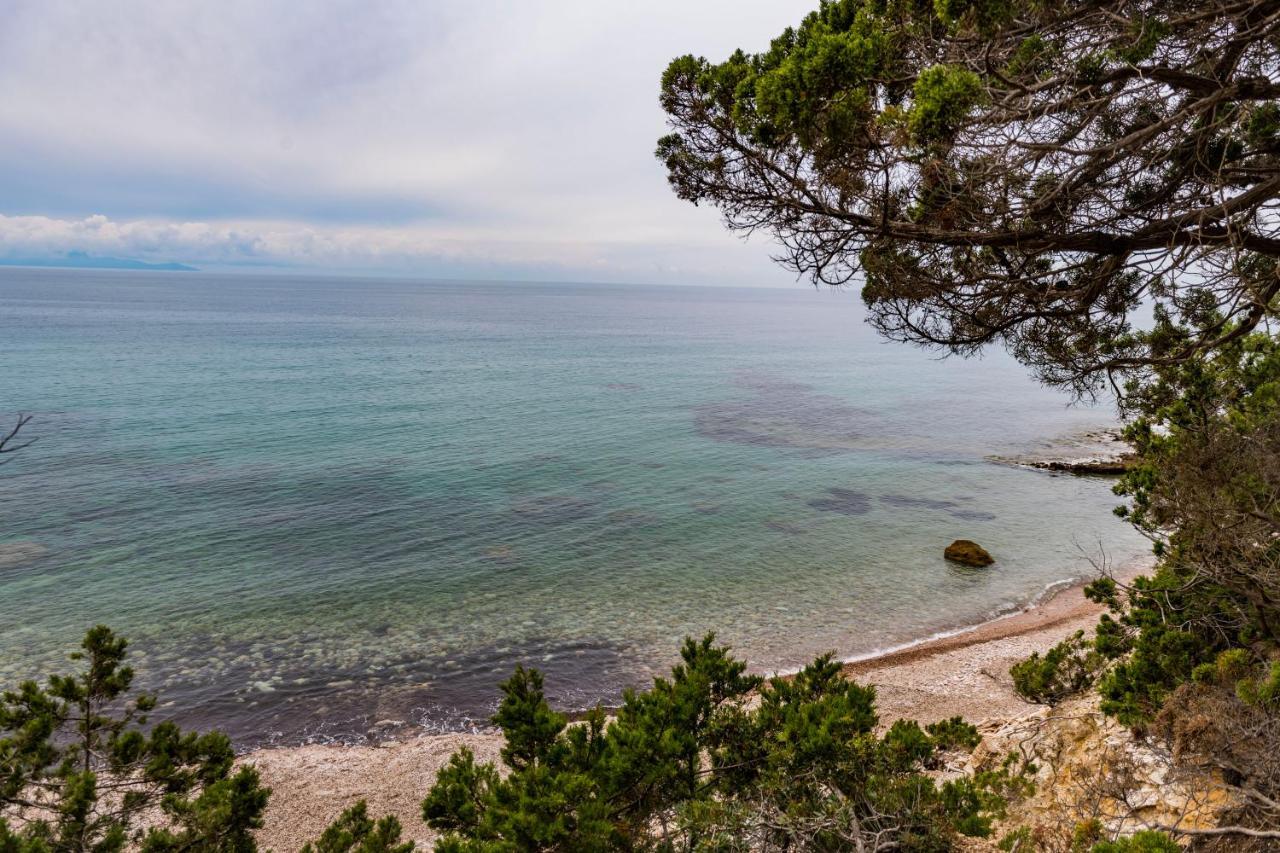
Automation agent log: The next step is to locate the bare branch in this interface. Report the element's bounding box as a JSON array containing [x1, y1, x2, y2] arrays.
[[0, 413, 35, 464]]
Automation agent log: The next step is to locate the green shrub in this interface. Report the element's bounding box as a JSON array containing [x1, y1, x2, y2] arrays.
[[1073, 817, 1104, 850], [0, 627, 417, 853], [1011, 630, 1103, 704], [0, 625, 270, 852], [998, 825, 1032, 851], [925, 715, 981, 751], [301, 801, 414, 853], [423, 635, 1017, 851], [1237, 660, 1280, 709]]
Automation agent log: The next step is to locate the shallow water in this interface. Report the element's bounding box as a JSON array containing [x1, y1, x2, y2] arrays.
[[0, 269, 1147, 745]]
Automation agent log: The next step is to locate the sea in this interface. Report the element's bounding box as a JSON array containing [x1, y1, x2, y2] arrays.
[[0, 268, 1149, 746]]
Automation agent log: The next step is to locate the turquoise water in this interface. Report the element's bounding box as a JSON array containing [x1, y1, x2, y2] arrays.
[[0, 269, 1147, 745]]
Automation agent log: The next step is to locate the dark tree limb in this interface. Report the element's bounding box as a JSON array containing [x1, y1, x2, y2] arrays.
[[658, 0, 1280, 396], [0, 413, 34, 464]]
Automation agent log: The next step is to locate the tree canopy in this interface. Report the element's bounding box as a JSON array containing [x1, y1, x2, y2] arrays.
[[658, 0, 1280, 394], [423, 635, 1016, 852], [0, 626, 270, 852], [0, 627, 412, 853], [662, 4, 1280, 841]]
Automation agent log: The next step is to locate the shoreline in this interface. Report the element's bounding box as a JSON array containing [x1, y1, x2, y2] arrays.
[[246, 554, 1154, 848], [989, 426, 1137, 476], [843, 559, 1145, 677], [822, 555, 1151, 726]]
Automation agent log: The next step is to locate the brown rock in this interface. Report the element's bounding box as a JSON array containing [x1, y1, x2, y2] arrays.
[[944, 539, 994, 567], [1030, 453, 1137, 475]]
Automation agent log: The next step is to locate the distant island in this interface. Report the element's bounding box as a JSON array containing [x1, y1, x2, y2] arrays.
[[0, 250, 197, 272]]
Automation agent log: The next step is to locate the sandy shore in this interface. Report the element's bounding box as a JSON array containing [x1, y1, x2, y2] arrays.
[[836, 557, 1149, 724], [247, 557, 1152, 849]]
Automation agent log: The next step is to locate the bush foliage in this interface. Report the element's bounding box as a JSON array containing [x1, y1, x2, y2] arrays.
[[423, 635, 1015, 852], [0, 625, 269, 852], [2, 629, 1033, 853], [1010, 630, 1104, 706], [1010, 330, 1280, 837], [0, 626, 407, 853]]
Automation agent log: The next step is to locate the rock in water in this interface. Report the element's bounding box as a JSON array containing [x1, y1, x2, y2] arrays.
[[1030, 454, 1136, 475], [944, 539, 994, 567], [0, 540, 49, 569]]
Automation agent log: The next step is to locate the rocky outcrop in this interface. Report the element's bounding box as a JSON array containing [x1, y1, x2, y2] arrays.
[[1029, 454, 1137, 476], [945, 539, 994, 567], [991, 428, 1138, 476], [963, 695, 1239, 846]]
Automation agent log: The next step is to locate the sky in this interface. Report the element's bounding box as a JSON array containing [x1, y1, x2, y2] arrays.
[[0, 0, 820, 285]]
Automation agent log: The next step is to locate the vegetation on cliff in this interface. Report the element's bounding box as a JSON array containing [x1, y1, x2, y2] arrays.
[[658, 0, 1280, 845], [1007, 332, 1280, 844]]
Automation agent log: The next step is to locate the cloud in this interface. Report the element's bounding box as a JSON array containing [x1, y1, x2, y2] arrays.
[[0, 1, 817, 284], [0, 211, 798, 285]]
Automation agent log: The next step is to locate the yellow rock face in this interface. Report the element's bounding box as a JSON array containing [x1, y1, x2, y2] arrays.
[[965, 694, 1239, 845]]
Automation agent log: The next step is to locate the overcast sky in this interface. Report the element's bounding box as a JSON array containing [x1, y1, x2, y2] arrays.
[[0, 1, 821, 285]]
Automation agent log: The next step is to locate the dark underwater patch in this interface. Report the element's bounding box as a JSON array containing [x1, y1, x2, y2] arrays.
[[879, 493, 996, 522], [764, 519, 807, 535], [807, 488, 871, 515], [510, 494, 597, 524], [693, 371, 876, 453]]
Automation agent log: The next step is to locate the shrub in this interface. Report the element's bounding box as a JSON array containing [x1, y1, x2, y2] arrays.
[[925, 715, 981, 752], [423, 635, 1020, 851], [0, 625, 270, 852], [300, 801, 414, 853], [1237, 660, 1280, 710], [997, 825, 1032, 851], [0, 627, 411, 853], [1011, 630, 1103, 705]]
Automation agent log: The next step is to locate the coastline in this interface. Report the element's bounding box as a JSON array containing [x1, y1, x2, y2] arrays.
[[246, 554, 1154, 848], [829, 554, 1151, 725], [845, 557, 1148, 676]]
